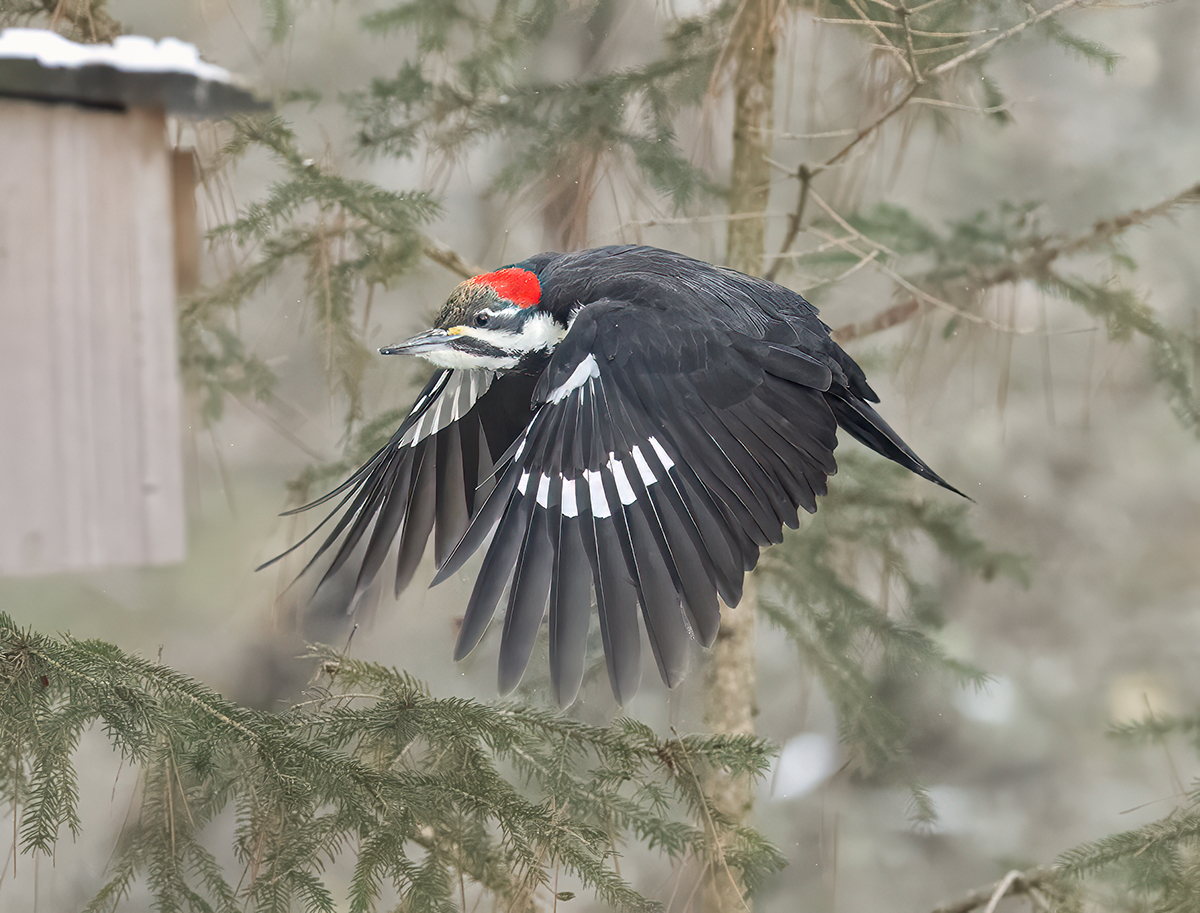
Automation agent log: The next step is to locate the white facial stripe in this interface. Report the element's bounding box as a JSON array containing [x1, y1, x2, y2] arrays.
[[536, 473, 551, 508], [609, 454, 637, 506], [585, 469, 610, 519], [452, 311, 566, 354], [562, 479, 578, 518], [648, 436, 675, 470], [630, 445, 656, 485], [548, 353, 600, 404]]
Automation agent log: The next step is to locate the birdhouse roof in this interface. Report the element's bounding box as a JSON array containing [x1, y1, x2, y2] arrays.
[[0, 29, 268, 117]]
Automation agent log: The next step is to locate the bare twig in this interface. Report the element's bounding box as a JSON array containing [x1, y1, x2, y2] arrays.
[[899, 6, 923, 83], [824, 82, 921, 169], [982, 870, 1022, 913], [596, 210, 792, 244], [764, 164, 814, 281], [929, 0, 1098, 78], [40, 0, 122, 42], [422, 240, 484, 279], [908, 97, 1012, 115], [812, 19, 997, 38], [845, 0, 913, 78], [764, 80, 918, 267], [929, 866, 1057, 913], [807, 188, 899, 256]]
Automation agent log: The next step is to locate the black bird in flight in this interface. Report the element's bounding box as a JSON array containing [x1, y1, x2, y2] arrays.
[[271, 245, 962, 706]]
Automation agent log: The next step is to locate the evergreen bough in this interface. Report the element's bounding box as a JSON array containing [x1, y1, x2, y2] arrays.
[[0, 613, 784, 912]]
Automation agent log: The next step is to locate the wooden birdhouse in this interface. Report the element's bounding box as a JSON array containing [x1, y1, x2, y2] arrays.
[[0, 29, 267, 575]]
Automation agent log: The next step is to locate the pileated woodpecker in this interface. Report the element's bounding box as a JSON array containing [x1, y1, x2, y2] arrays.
[[272, 245, 962, 706]]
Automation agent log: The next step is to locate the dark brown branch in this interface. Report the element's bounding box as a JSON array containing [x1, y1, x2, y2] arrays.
[[764, 164, 814, 282], [824, 82, 920, 169], [929, 866, 1057, 913]]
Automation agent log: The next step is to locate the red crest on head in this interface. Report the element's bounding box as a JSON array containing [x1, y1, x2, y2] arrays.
[[470, 268, 541, 308]]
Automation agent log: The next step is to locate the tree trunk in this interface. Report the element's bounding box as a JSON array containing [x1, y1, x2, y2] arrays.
[[724, 0, 777, 278], [703, 1, 777, 910]]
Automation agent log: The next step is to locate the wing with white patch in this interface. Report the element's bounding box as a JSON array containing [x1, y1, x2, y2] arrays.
[[432, 300, 846, 707], [265, 367, 541, 610]]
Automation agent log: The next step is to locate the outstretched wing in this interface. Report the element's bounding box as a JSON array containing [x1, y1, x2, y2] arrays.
[[432, 299, 867, 707], [267, 366, 540, 611]]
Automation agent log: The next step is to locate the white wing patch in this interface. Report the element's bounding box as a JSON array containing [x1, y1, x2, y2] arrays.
[[562, 479, 579, 518], [522, 441, 670, 519], [399, 369, 494, 447], [585, 469, 611, 519], [608, 454, 637, 506], [548, 354, 600, 404], [629, 445, 656, 485], [648, 436, 675, 471]]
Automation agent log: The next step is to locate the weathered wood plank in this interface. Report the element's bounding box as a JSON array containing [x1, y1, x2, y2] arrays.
[[0, 98, 186, 574]]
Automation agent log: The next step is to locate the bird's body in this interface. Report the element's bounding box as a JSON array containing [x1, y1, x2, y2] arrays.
[[273, 245, 961, 706]]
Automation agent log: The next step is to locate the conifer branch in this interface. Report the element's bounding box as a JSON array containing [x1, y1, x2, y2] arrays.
[[831, 182, 1200, 343], [927, 0, 1096, 78], [0, 616, 783, 912]]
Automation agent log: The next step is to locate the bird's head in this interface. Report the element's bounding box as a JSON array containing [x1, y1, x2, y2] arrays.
[[381, 267, 565, 371]]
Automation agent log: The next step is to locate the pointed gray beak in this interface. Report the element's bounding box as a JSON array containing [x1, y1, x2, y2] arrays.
[[380, 328, 453, 356]]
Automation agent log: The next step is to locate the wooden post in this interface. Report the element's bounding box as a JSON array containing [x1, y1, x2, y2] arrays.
[[0, 99, 185, 573]]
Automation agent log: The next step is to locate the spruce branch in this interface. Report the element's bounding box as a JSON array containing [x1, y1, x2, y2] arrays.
[[927, 0, 1099, 79], [0, 616, 783, 912], [829, 182, 1200, 347]]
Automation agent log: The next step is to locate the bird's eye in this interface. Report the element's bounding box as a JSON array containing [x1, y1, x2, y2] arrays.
[[474, 313, 490, 327]]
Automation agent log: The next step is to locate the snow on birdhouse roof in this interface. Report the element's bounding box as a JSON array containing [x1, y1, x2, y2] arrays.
[[0, 28, 269, 117], [0, 29, 232, 81]]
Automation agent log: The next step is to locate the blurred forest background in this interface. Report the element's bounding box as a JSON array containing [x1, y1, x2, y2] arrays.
[[2, 0, 1200, 911]]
